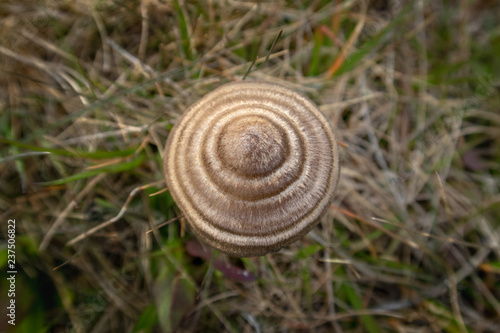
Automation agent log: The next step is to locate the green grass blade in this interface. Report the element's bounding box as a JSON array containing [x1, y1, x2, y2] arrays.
[[38, 155, 145, 186], [1, 139, 139, 159], [342, 282, 380, 333]]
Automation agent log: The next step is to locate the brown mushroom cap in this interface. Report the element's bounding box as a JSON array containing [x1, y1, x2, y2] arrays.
[[163, 81, 340, 257]]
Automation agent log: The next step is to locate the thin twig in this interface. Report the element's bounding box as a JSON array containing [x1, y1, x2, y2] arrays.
[[146, 215, 183, 234], [39, 174, 106, 251], [265, 29, 283, 64], [242, 56, 257, 81], [66, 180, 164, 246]]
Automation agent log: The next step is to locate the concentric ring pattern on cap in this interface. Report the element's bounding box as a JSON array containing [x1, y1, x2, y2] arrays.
[[163, 81, 340, 257]]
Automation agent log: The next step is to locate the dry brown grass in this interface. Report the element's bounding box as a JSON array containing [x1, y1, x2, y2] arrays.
[[1, 0, 499, 332]]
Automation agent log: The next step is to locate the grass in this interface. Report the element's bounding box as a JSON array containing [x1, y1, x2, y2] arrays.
[[1, 0, 499, 332]]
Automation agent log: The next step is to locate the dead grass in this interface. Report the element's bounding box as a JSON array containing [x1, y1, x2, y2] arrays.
[[1, 0, 499, 332]]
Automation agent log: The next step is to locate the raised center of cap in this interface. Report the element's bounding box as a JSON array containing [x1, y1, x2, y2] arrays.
[[217, 115, 287, 176]]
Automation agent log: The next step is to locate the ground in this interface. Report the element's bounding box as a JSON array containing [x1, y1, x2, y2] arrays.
[[0, 0, 499, 332]]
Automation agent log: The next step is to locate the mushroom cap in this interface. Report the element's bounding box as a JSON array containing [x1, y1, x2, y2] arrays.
[[163, 81, 340, 257]]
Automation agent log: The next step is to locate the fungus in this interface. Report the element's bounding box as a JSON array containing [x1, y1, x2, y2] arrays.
[[163, 81, 340, 257]]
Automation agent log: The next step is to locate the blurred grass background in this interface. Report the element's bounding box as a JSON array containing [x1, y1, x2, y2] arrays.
[[1, 0, 499, 332]]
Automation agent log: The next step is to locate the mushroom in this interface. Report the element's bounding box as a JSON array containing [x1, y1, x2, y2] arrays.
[[163, 81, 340, 257]]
